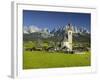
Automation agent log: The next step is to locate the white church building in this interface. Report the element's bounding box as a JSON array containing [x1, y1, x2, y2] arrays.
[[61, 23, 73, 51]]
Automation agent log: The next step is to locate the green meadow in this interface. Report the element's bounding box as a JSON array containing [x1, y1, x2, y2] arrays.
[[23, 51, 91, 69]]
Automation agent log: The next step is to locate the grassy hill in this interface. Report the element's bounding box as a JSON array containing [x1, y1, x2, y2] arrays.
[[23, 51, 90, 69]]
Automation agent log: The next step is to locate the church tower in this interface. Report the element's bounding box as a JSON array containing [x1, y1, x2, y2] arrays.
[[67, 23, 73, 51], [61, 23, 73, 52]]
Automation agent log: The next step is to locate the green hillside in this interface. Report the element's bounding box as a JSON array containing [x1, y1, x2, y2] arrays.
[[23, 51, 90, 69]]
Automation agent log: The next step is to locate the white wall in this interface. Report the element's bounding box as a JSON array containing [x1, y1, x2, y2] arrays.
[[0, 0, 99, 80]]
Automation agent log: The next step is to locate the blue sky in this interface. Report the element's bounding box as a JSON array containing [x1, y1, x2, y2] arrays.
[[23, 10, 91, 31]]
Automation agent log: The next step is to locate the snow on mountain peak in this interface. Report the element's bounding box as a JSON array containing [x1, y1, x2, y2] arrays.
[[23, 25, 41, 34]]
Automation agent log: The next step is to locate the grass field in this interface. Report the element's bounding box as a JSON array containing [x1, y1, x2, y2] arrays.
[[23, 51, 91, 69]]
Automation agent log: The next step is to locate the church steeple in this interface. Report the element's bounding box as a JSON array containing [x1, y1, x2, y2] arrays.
[[61, 23, 73, 51], [67, 23, 73, 31], [67, 23, 73, 51]]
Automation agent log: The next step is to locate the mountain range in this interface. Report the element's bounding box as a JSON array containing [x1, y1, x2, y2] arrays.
[[24, 25, 90, 34], [23, 25, 90, 44]]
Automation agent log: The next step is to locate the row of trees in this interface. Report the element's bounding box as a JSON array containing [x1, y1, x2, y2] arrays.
[[24, 39, 58, 50]]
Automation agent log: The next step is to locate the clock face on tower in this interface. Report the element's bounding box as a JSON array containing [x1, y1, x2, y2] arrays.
[[69, 32, 72, 35]]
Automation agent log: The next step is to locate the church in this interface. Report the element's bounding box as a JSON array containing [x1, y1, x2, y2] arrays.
[[61, 23, 73, 52]]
